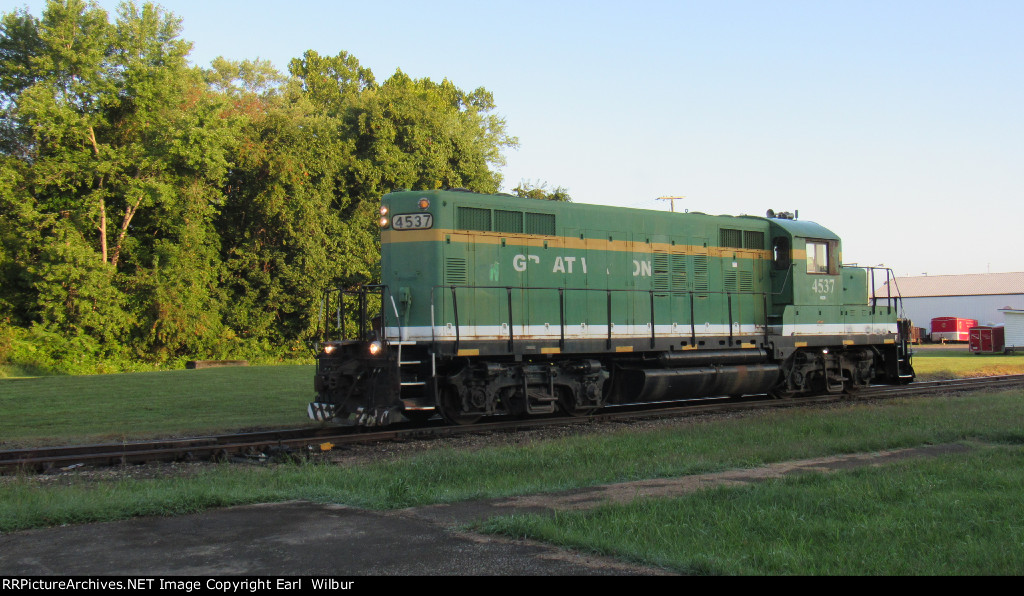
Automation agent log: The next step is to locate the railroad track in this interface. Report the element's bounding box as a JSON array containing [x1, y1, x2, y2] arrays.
[[3, 375, 1023, 474]]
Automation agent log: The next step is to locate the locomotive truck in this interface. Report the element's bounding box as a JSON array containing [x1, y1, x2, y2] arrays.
[[309, 189, 914, 426]]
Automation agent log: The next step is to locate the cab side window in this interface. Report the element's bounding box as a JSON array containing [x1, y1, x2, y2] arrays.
[[805, 240, 835, 274]]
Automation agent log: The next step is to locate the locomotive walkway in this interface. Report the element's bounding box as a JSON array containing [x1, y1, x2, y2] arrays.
[[0, 443, 967, 576]]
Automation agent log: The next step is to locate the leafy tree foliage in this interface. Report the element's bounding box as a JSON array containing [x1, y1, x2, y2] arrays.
[[513, 179, 573, 202], [0, 1, 521, 372]]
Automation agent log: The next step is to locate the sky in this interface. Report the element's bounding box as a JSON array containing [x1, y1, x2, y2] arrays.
[[11, 0, 1024, 277]]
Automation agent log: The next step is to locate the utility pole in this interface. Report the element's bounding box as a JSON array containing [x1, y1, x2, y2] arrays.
[[657, 196, 686, 212]]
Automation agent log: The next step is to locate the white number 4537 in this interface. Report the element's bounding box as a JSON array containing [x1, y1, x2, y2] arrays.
[[811, 279, 835, 294]]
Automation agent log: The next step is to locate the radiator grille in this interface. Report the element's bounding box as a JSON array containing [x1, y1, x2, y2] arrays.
[[525, 212, 555, 235], [457, 207, 491, 231], [494, 210, 523, 233]]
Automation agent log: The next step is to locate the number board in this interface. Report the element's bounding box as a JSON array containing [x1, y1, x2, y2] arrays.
[[391, 213, 433, 230]]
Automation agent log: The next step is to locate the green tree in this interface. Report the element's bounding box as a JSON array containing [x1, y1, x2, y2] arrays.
[[287, 49, 374, 117], [213, 61, 373, 348], [1, 5, 524, 370], [290, 51, 518, 197], [351, 69, 517, 195], [0, 0, 127, 347], [0, 1, 239, 362], [272, 51, 518, 340], [513, 179, 573, 202], [0, 157, 37, 322]]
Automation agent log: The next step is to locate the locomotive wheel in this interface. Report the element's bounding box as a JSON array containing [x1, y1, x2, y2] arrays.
[[842, 375, 865, 395], [558, 388, 597, 417], [438, 385, 482, 426]]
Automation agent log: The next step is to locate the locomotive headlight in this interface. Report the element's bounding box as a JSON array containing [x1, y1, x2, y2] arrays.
[[379, 206, 388, 216], [368, 340, 383, 356], [323, 344, 338, 355], [379, 216, 389, 228], [418, 198, 430, 210]]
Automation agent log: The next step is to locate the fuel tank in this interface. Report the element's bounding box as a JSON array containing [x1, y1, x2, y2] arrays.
[[612, 348, 780, 402]]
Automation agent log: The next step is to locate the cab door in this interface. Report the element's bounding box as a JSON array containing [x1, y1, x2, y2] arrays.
[[794, 237, 841, 336]]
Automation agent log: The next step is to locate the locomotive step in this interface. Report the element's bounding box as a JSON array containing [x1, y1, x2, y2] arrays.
[[527, 390, 558, 402]]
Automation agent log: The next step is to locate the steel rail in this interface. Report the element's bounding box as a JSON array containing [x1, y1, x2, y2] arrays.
[[3, 375, 1023, 474]]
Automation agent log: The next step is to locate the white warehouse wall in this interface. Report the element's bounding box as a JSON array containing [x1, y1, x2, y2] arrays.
[[897, 295, 1024, 331]]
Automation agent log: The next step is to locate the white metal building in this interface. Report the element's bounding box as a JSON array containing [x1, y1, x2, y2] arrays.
[[877, 272, 1024, 333], [1000, 308, 1024, 350]]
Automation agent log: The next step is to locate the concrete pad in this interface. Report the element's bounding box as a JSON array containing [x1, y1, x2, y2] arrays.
[[0, 501, 661, 576]]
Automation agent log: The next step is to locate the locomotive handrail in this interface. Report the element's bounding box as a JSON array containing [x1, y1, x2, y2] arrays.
[[321, 268, 901, 351], [319, 284, 392, 344], [429, 283, 770, 354], [863, 266, 902, 316]]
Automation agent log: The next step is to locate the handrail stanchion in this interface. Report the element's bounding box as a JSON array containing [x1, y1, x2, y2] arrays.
[[450, 286, 460, 354], [507, 287, 514, 353], [728, 293, 734, 345], [339, 291, 346, 340], [872, 270, 880, 317], [763, 292, 769, 346], [689, 291, 696, 346], [559, 288, 565, 350], [887, 269, 893, 315], [649, 290, 656, 349], [358, 289, 367, 340], [606, 290, 613, 350]]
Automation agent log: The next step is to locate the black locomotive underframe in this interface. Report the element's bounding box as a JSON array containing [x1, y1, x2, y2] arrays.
[[442, 357, 608, 418], [314, 331, 914, 425]]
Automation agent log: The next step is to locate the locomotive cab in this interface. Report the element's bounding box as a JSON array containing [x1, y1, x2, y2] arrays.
[[765, 214, 914, 395]]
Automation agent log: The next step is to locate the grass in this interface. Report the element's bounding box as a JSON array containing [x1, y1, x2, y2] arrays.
[[476, 445, 1024, 575], [2, 354, 1023, 573], [912, 346, 1024, 380], [2, 389, 1023, 536], [0, 365, 315, 446]]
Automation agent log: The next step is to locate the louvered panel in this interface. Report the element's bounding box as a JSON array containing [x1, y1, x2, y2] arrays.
[[652, 252, 670, 292], [671, 254, 688, 292], [724, 270, 738, 292], [739, 270, 754, 293], [445, 258, 467, 285], [692, 254, 709, 292]]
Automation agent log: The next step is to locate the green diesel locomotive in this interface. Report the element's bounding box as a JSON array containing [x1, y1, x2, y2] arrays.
[[309, 189, 914, 426]]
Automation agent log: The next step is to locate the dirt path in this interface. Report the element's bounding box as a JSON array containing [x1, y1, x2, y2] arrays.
[[403, 443, 971, 526]]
